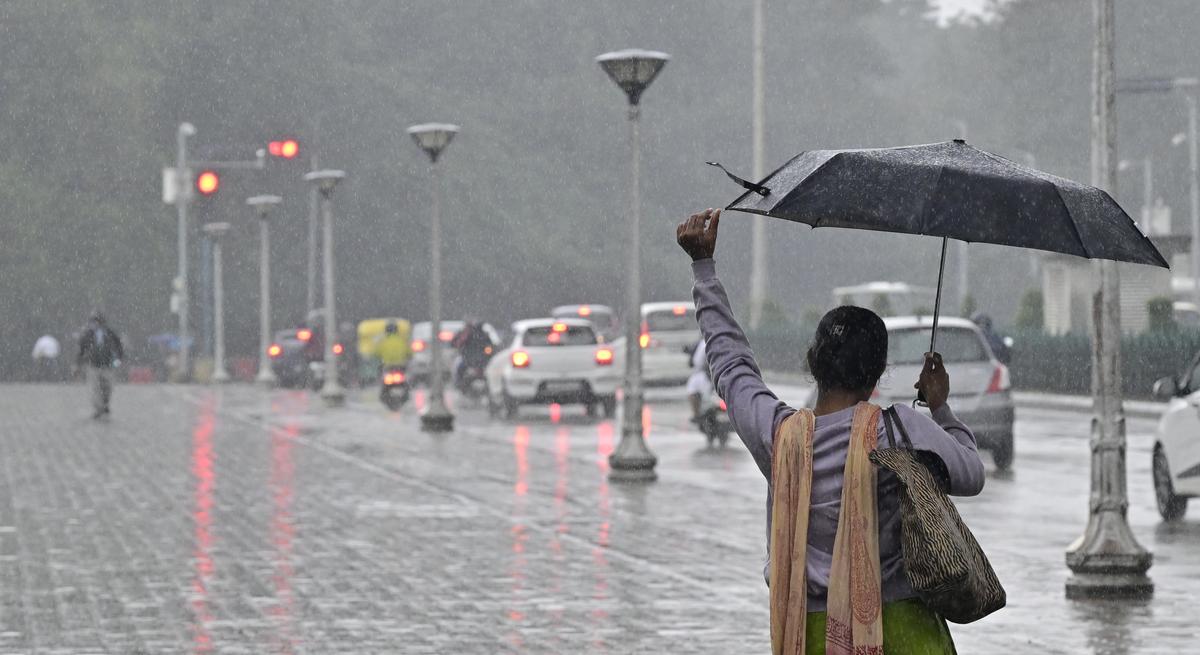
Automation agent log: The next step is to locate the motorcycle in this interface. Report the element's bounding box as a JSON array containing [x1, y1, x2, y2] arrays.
[[455, 346, 493, 403], [697, 387, 732, 449], [380, 367, 410, 411]]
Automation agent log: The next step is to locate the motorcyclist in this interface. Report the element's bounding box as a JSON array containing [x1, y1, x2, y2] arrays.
[[685, 337, 711, 422], [452, 319, 494, 386], [376, 321, 410, 372]]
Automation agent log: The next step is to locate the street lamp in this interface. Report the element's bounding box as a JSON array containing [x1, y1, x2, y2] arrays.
[[1117, 158, 1154, 233], [248, 194, 283, 385], [1065, 0, 1153, 599], [202, 222, 232, 384], [407, 122, 459, 433], [596, 48, 670, 483], [176, 122, 196, 381], [303, 169, 347, 406]]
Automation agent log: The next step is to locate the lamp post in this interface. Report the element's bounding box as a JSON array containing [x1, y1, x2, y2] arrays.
[[176, 122, 196, 381], [202, 222, 232, 384], [596, 48, 670, 483], [303, 169, 347, 406], [1117, 158, 1154, 233], [748, 0, 768, 329], [1065, 0, 1153, 599], [248, 195, 283, 385], [407, 123, 460, 433]]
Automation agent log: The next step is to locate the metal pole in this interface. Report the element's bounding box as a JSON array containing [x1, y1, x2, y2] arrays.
[[211, 237, 229, 383], [1188, 94, 1199, 310], [319, 192, 344, 405], [421, 159, 454, 431], [1065, 0, 1153, 599], [1143, 157, 1153, 233], [609, 104, 657, 483], [930, 237, 948, 354], [176, 127, 191, 381], [256, 214, 276, 384], [748, 0, 768, 329], [307, 154, 320, 316]]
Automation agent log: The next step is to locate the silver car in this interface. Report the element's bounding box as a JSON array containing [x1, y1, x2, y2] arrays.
[[877, 316, 1014, 470]]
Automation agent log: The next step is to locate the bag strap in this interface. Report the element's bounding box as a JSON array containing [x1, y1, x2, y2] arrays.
[[882, 406, 899, 449], [884, 406, 914, 450]]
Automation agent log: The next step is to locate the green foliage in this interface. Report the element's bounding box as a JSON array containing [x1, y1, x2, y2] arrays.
[[1014, 289, 1044, 331], [1009, 329, 1200, 398], [1147, 296, 1176, 333]]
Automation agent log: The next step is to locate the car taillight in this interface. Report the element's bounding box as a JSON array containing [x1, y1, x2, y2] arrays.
[[718, 398, 728, 412], [512, 351, 530, 368], [384, 371, 406, 385], [297, 328, 312, 342], [332, 343, 344, 355], [412, 339, 426, 352], [578, 305, 592, 317], [639, 333, 650, 349], [267, 344, 282, 358], [673, 305, 688, 316], [987, 364, 1011, 393], [438, 330, 455, 342], [595, 348, 614, 366]]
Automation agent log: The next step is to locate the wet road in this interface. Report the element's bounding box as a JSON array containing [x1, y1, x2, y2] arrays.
[[0, 382, 1196, 653]]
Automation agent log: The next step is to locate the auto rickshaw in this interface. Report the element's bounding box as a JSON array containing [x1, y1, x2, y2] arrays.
[[357, 318, 411, 385]]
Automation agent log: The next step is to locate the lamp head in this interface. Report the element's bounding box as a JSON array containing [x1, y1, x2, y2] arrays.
[[407, 123, 460, 162], [247, 194, 283, 217], [303, 169, 346, 194], [595, 49, 670, 105]]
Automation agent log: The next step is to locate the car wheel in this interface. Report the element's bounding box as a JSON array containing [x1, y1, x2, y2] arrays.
[[601, 395, 617, 419], [487, 394, 500, 418], [503, 392, 519, 420], [991, 432, 1014, 472], [1153, 446, 1188, 522]]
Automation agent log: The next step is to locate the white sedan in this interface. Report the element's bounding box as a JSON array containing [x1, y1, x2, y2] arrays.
[[1151, 360, 1200, 520], [486, 318, 622, 420]]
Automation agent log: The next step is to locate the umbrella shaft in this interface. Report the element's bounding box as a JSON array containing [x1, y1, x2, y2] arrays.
[[931, 237, 948, 354]]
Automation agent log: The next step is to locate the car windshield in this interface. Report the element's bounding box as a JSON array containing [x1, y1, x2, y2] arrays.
[[645, 309, 695, 332], [414, 322, 463, 341], [523, 325, 597, 346], [888, 327, 988, 365]]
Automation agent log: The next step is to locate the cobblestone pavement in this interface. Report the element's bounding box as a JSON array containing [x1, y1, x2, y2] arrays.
[[0, 382, 1196, 653]]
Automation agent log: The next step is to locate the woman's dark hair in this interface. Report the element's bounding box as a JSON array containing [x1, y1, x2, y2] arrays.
[[806, 306, 888, 393]]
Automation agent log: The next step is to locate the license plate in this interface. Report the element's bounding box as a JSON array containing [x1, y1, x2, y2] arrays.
[[544, 381, 583, 394]]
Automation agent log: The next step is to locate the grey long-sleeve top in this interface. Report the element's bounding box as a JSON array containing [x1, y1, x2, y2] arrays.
[[691, 258, 986, 612]]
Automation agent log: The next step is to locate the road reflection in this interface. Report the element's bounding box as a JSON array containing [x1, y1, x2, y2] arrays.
[[268, 394, 301, 655], [592, 421, 614, 649], [190, 396, 216, 654], [506, 424, 531, 649]]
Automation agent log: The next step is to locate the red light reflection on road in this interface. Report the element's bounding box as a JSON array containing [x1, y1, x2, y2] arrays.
[[507, 424, 532, 648], [549, 403, 562, 424], [268, 414, 298, 654], [642, 405, 652, 439], [592, 421, 613, 646], [190, 398, 216, 654], [550, 427, 570, 562]]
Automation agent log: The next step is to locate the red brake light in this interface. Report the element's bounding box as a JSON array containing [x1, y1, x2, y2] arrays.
[[987, 364, 1011, 394], [511, 351, 530, 368], [332, 343, 344, 355], [595, 348, 614, 366], [718, 398, 728, 411], [268, 344, 282, 358], [672, 305, 688, 316], [639, 333, 650, 349], [297, 328, 312, 342], [547, 332, 562, 345], [384, 371, 406, 385], [552, 322, 568, 333], [484, 345, 493, 355], [280, 139, 299, 159], [412, 339, 426, 352], [578, 305, 592, 317], [438, 330, 455, 342]]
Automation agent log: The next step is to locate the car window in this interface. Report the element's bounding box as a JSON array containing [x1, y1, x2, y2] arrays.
[[522, 325, 597, 346], [645, 309, 695, 332], [888, 327, 988, 365]]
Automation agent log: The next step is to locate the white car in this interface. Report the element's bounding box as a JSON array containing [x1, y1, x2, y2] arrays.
[[486, 318, 622, 419], [1151, 361, 1200, 520], [408, 320, 500, 384], [800, 316, 1015, 470], [639, 301, 699, 386], [551, 304, 619, 341]]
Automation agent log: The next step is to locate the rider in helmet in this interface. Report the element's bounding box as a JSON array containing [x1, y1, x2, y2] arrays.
[[451, 319, 494, 385], [376, 321, 410, 372]]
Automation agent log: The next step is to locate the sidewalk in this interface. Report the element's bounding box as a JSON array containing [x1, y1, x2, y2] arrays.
[[1013, 391, 1166, 420]]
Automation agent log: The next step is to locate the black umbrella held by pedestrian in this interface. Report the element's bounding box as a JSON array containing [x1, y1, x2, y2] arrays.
[[710, 139, 1168, 356]]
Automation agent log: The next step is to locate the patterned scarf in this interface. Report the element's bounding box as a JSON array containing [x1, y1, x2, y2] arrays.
[[770, 403, 883, 655]]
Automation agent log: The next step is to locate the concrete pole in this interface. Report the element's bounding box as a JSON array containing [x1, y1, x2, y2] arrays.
[[1065, 0, 1153, 599], [256, 214, 276, 384], [1188, 95, 1199, 310], [748, 0, 768, 329], [421, 160, 454, 431], [609, 104, 657, 483], [211, 236, 229, 383], [176, 126, 191, 381], [307, 153, 320, 316], [319, 192, 345, 406]]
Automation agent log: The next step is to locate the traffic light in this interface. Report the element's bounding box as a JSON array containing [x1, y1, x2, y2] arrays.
[[268, 138, 300, 159], [196, 170, 220, 195]]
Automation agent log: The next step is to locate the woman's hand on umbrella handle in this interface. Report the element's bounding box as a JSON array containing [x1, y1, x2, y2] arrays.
[[676, 208, 721, 261], [914, 352, 949, 411]]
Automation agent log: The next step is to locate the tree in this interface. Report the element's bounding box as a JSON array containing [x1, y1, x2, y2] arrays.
[[1014, 289, 1044, 331]]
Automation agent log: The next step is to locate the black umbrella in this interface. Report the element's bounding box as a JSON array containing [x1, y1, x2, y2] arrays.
[[713, 139, 1168, 351]]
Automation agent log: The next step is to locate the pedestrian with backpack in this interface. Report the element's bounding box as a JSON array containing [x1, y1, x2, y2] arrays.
[[77, 311, 124, 419]]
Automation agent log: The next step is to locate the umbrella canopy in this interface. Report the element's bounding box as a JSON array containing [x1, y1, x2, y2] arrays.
[[725, 140, 1168, 268]]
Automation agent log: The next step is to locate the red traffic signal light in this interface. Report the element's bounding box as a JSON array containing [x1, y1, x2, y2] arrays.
[[268, 139, 300, 159], [196, 170, 220, 195]]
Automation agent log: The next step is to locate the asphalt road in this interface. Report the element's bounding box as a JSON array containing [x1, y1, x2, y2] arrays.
[[0, 381, 1195, 653]]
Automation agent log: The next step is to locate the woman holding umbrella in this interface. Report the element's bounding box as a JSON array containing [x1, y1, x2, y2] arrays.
[[678, 208, 986, 654]]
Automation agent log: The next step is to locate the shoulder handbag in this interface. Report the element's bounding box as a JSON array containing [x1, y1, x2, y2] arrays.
[[869, 406, 1006, 624]]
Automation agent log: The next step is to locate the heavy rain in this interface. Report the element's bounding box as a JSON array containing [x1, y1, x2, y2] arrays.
[[2, 0, 1199, 653]]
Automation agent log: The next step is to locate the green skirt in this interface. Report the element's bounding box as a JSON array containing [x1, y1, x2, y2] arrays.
[[803, 598, 957, 655]]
